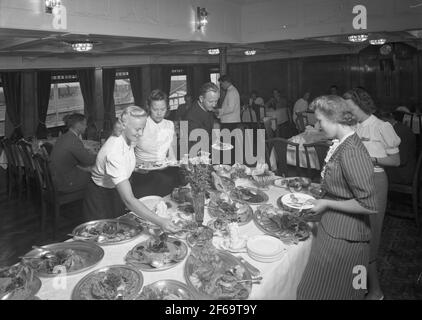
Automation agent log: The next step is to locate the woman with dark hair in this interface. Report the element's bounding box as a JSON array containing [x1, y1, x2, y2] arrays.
[[343, 88, 401, 300], [297, 95, 377, 300], [131, 89, 180, 198]]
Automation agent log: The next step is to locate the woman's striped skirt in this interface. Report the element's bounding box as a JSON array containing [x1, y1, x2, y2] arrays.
[[297, 224, 370, 300]]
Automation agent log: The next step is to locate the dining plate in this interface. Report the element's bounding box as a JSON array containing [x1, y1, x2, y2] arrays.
[[136, 280, 195, 300], [71, 219, 143, 246], [281, 193, 315, 210], [71, 265, 143, 300], [246, 235, 284, 257], [230, 187, 269, 205], [125, 236, 188, 272], [22, 241, 104, 277]]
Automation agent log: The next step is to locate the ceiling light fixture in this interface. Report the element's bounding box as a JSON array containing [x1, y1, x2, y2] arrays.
[[348, 34, 368, 42], [45, 0, 61, 14], [369, 38, 387, 45], [208, 48, 220, 55], [71, 42, 94, 52], [197, 7, 208, 30], [244, 50, 256, 56]]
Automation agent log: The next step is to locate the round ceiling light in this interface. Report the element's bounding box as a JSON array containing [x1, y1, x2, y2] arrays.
[[348, 34, 368, 42], [369, 39, 387, 45], [244, 50, 256, 56], [71, 42, 94, 52], [208, 48, 220, 55]]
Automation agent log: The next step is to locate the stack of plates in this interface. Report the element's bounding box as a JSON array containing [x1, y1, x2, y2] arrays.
[[246, 235, 286, 263]]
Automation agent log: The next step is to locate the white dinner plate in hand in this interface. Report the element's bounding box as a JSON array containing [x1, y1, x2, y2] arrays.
[[281, 193, 315, 210]]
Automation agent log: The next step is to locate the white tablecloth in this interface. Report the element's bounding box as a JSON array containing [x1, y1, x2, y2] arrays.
[[35, 179, 312, 300]]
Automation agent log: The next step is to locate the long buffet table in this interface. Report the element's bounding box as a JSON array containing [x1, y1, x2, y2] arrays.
[[36, 178, 313, 300]]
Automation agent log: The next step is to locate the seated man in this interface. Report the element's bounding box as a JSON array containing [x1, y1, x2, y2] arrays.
[[379, 111, 417, 185], [49, 113, 96, 193]]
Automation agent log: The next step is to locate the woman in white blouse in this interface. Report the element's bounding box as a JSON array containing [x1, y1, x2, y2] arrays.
[[343, 88, 401, 300], [132, 90, 180, 198], [83, 105, 180, 233]]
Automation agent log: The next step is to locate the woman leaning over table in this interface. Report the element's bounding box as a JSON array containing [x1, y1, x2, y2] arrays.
[[297, 95, 377, 300], [83, 105, 180, 233], [131, 89, 181, 198], [343, 88, 400, 300]]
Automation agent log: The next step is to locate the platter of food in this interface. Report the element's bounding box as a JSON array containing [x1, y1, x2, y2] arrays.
[[208, 195, 253, 225], [22, 241, 104, 277], [186, 226, 214, 247], [0, 263, 41, 300], [125, 235, 188, 271], [71, 219, 143, 245], [230, 187, 269, 205], [253, 204, 311, 245], [177, 203, 195, 221], [184, 244, 252, 300], [136, 280, 195, 300], [272, 177, 311, 191], [71, 265, 143, 300]]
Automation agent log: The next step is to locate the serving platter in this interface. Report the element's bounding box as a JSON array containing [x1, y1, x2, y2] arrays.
[[22, 241, 104, 277], [136, 280, 195, 300], [125, 236, 188, 272], [207, 198, 253, 226], [71, 265, 143, 300], [253, 204, 311, 245], [230, 186, 269, 205], [71, 219, 143, 246], [184, 245, 252, 300], [0, 263, 42, 300]]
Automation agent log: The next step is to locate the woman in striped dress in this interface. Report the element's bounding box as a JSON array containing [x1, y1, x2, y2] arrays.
[[297, 95, 377, 300], [343, 88, 400, 300]]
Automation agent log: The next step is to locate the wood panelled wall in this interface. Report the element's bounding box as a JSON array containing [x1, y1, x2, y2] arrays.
[[226, 50, 422, 112]]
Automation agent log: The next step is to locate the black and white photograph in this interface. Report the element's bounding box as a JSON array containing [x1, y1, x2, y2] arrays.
[[0, 0, 421, 303]]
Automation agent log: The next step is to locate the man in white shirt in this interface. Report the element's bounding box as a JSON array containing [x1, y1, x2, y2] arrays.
[[217, 75, 241, 129], [83, 105, 180, 233]]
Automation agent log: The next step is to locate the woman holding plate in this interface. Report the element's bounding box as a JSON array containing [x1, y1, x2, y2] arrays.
[[131, 89, 181, 198], [297, 95, 377, 300]]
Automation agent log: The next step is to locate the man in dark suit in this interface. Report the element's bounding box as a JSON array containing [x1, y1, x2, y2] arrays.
[[184, 82, 220, 154], [49, 113, 96, 193]]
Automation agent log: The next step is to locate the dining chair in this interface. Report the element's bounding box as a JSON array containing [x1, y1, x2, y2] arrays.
[[33, 153, 86, 240], [0, 139, 18, 199], [9, 141, 26, 199], [16, 140, 37, 200], [388, 152, 422, 229], [303, 141, 331, 182], [265, 138, 300, 177], [295, 112, 308, 133]]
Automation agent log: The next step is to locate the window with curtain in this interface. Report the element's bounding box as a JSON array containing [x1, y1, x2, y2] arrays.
[[114, 70, 134, 118], [0, 79, 5, 136], [46, 72, 84, 128], [169, 68, 187, 111], [210, 72, 220, 86]]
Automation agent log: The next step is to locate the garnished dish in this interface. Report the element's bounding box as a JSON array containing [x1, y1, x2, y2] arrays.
[[171, 187, 192, 204], [213, 163, 250, 180], [173, 220, 199, 239], [186, 226, 214, 247], [184, 243, 252, 299], [125, 234, 188, 271], [0, 263, 41, 300], [139, 196, 174, 220], [254, 204, 311, 245], [230, 187, 269, 204], [136, 280, 194, 300], [220, 176, 236, 191], [71, 219, 142, 245], [71, 265, 143, 300], [213, 222, 247, 253], [207, 218, 229, 234], [273, 177, 311, 190], [208, 193, 253, 225], [22, 242, 104, 277]]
